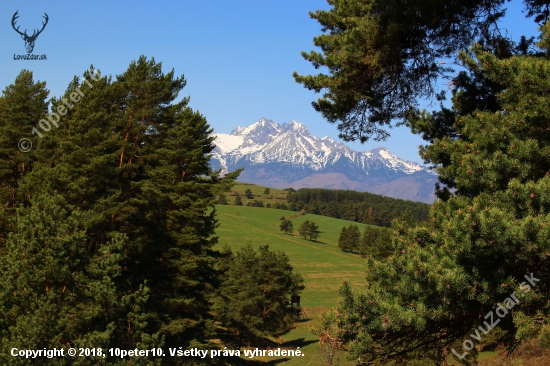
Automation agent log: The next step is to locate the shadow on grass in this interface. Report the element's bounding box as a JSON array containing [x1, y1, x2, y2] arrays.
[[224, 357, 291, 365], [280, 337, 318, 348]]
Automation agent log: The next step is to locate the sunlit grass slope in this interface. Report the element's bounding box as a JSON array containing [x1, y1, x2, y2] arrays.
[[215, 204, 369, 308], [214, 204, 370, 365]]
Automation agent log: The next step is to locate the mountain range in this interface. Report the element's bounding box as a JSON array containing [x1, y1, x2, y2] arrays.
[[210, 118, 438, 203]]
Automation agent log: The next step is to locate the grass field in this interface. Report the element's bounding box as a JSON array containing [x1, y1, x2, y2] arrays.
[[225, 182, 290, 206], [213, 203, 533, 366], [215, 204, 369, 365]]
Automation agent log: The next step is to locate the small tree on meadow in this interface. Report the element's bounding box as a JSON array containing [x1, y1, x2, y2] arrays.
[[299, 220, 320, 241], [234, 196, 243, 206], [279, 219, 293, 234]]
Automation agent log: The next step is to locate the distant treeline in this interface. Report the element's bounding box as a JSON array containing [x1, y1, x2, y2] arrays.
[[280, 188, 430, 227]]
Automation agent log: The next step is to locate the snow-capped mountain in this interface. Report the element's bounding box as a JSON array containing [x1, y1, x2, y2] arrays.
[[211, 117, 438, 203]]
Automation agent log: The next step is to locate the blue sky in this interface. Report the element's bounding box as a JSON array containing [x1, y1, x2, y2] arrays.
[[0, 0, 541, 164]]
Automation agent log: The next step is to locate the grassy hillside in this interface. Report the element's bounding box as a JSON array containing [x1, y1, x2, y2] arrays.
[[215, 204, 369, 308], [215, 204, 369, 365], [225, 182, 290, 206], [214, 204, 517, 366]]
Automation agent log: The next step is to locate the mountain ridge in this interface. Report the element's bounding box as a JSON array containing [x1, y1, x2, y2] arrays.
[[211, 117, 437, 203]]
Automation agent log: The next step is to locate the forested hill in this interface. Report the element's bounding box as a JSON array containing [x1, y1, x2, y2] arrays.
[[285, 188, 430, 227]]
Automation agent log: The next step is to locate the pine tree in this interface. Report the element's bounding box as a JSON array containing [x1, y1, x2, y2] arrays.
[[338, 226, 350, 251], [309, 221, 321, 241], [0, 194, 160, 365], [359, 225, 378, 257], [234, 195, 243, 205], [212, 244, 304, 346], [218, 194, 228, 204], [338, 224, 361, 252], [293, 0, 531, 142], [299, 220, 320, 241], [0, 70, 48, 243], [279, 219, 294, 234], [325, 23, 550, 364], [17, 57, 241, 356]]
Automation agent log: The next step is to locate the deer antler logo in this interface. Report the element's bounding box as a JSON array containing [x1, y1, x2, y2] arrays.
[[12, 11, 49, 54]]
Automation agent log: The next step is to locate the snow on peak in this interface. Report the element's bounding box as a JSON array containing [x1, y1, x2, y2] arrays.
[[369, 146, 425, 174], [213, 118, 432, 176]]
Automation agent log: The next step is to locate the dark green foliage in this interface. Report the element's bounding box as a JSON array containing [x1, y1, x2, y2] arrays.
[[338, 226, 349, 251], [298, 220, 320, 241], [524, 0, 550, 24], [371, 227, 392, 261], [266, 202, 271, 208], [294, 0, 509, 142], [358, 225, 392, 259], [0, 194, 160, 365], [218, 194, 228, 205], [0, 70, 48, 243], [234, 195, 243, 205], [263, 187, 270, 196], [245, 188, 253, 199], [3, 57, 241, 361], [247, 200, 265, 207], [323, 23, 550, 364], [212, 244, 304, 346], [287, 188, 429, 226], [279, 219, 294, 234], [273, 202, 288, 210], [338, 224, 360, 252]]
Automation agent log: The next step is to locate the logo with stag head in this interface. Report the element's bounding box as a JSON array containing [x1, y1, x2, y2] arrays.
[[12, 10, 49, 54]]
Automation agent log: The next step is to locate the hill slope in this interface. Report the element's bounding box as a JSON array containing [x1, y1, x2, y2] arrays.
[[215, 204, 369, 308], [215, 204, 369, 365]]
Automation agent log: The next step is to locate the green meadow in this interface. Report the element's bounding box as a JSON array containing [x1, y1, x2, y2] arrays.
[[215, 204, 370, 365], [214, 204, 496, 366]]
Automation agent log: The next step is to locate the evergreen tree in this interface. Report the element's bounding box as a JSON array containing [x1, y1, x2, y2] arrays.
[[279, 219, 294, 234], [16, 57, 241, 358], [218, 194, 228, 205], [293, 0, 521, 142], [299, 220, 320, 241], [359, 225, 378, 257], [0, 194, 160, 365], [263, 187, 270, 196], [234, 195, 243, 205], [338, 226, 350, 251], [371, 226, 393, 260], [324, 23, 550, 364], [0, 70, 48, 243], [212, 244, 304, 346], [298, 220, 311, 240], [339, 224, 361, 253], [245, 188, 253, 199], [348, 224, 360, 253]]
